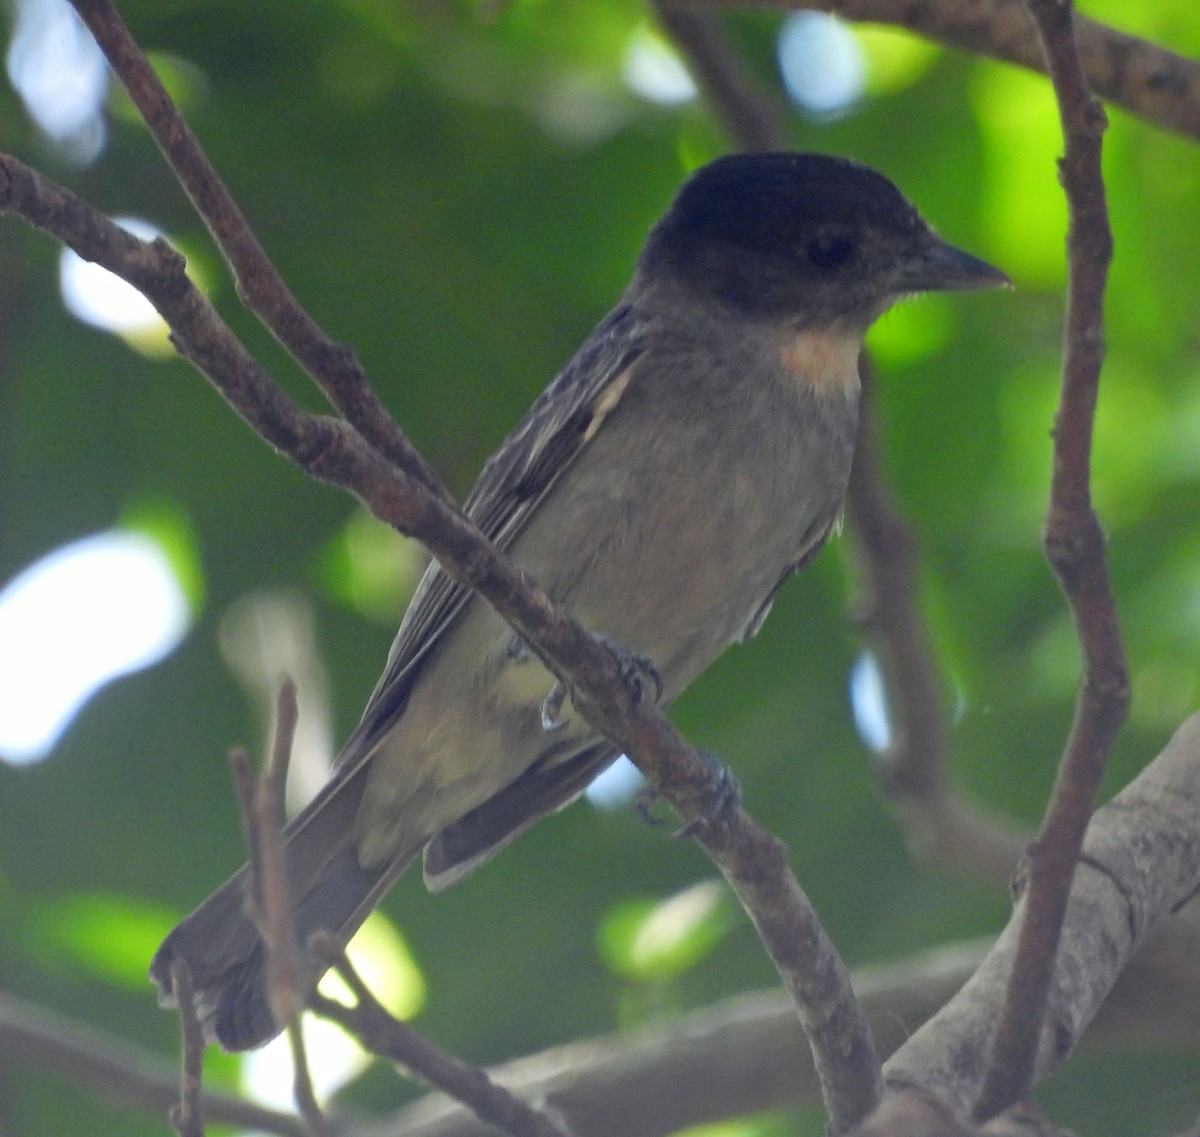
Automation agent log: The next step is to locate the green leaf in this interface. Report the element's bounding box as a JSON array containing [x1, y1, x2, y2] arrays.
[[31, 892, 178, 988], [598, 880, 735, 982]]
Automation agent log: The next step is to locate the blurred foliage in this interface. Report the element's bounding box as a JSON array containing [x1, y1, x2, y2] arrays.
[[1, 1, 1199, 1134]]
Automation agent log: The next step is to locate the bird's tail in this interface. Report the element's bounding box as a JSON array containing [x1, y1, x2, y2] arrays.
[[148, 765, 421, 1052]]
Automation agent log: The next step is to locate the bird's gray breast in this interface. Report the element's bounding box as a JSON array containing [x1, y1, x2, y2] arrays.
[[510, 326, 860, 697]]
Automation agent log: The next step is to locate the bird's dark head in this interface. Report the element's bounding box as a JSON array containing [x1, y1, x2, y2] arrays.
[[639, 152, 1009, 329]]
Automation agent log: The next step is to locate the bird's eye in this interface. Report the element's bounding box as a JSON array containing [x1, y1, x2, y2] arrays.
[[806, 231, 857, 270]]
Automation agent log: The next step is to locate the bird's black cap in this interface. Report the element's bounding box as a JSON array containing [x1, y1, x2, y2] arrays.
[[639, 152, 1009, 325]]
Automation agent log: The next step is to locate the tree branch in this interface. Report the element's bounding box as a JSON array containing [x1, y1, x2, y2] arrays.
[[0, 993, 309, 1137], [167, 960, 206, 1137], [310, 940, 569, 1137], [367, 944, 990, 1137], [974, 0, 1123, 1118], [651, 4, 786, 150], [227, 684, 338, 1137], [66, 0, 452, 503], [879, 709, 1200, 1128], [672, 0, 1200, 141]]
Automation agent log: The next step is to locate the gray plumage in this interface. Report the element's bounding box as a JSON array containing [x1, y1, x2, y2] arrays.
[[150, 152, 1008, 1050]]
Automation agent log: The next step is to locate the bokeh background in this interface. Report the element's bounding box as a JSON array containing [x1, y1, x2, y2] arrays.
[[2, 0, 1200, 1133]]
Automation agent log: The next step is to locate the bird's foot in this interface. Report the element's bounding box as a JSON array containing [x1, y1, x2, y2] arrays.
[[674, 749, 741, 838], [594, 633, 663, 708], [540, 682, 569, 732], [505, 635, 532, 662], [539, 635, 662, 735], [634, 781, 668, 827], [634, 749, 742, 838]]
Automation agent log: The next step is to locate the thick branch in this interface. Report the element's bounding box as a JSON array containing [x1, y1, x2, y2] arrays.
[[673, 0, 1200, 141], [879, 709, 1200, 1126], [368, 945, 988, 1137]]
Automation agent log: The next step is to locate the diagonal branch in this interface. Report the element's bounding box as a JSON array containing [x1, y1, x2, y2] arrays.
[[671, 0, 1200, 141], [0, 992, 308, 1137], [651, 4, 786, 150], [67, 0, 451, 503], [974, 0, 1124, 1119], [310, 938, 570, 1137]]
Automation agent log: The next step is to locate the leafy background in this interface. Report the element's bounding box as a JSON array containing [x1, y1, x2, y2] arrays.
[[1, 0, 1199, 1134]]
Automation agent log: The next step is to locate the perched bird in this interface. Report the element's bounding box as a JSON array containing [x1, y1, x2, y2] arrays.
[[150, 152, 1008, 1050]]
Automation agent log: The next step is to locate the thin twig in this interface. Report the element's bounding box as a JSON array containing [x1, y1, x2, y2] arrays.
[[651, 4, 786, 151], [310, 934, 570, 1137], [846, 368, 1026, 890], [287, 1022, 336, 1137], [671, 0, 1200, 141], [168, 960, 205, 1137], [259, 682, 307, 1033], [232, 684, 336, 1137], [974, 0, 1124, 1119], [66, 0, 453, 502]]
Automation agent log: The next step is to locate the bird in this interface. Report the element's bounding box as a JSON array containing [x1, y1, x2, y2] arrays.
[[150, 151, 1009, 1050]]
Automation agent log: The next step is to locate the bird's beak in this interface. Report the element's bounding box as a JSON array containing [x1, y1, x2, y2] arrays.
[[895, 235, 1012, 293]]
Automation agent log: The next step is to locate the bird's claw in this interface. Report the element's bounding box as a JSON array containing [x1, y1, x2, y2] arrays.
[[505, 635, 532, 662], [540, 682, 568, 732], [594, 634, 664, 708], [632, 749, 742, 838], [673, 749, 741, 839], [634, 782, 668, 826], [538, 636, 662, 736]]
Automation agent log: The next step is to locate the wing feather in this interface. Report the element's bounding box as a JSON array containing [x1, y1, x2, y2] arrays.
[[341, 302, 647, 765]]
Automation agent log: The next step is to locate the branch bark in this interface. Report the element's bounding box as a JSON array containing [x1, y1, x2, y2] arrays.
[[651, 4, 786, 150], [879, 711, 1200, 1127], [0, 993, 308, 1137], [974, 0, 1123, 1117], [3, 2, 1190, 1133], [672, 0, 1200, 141], [67, 0, 453, 501]]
